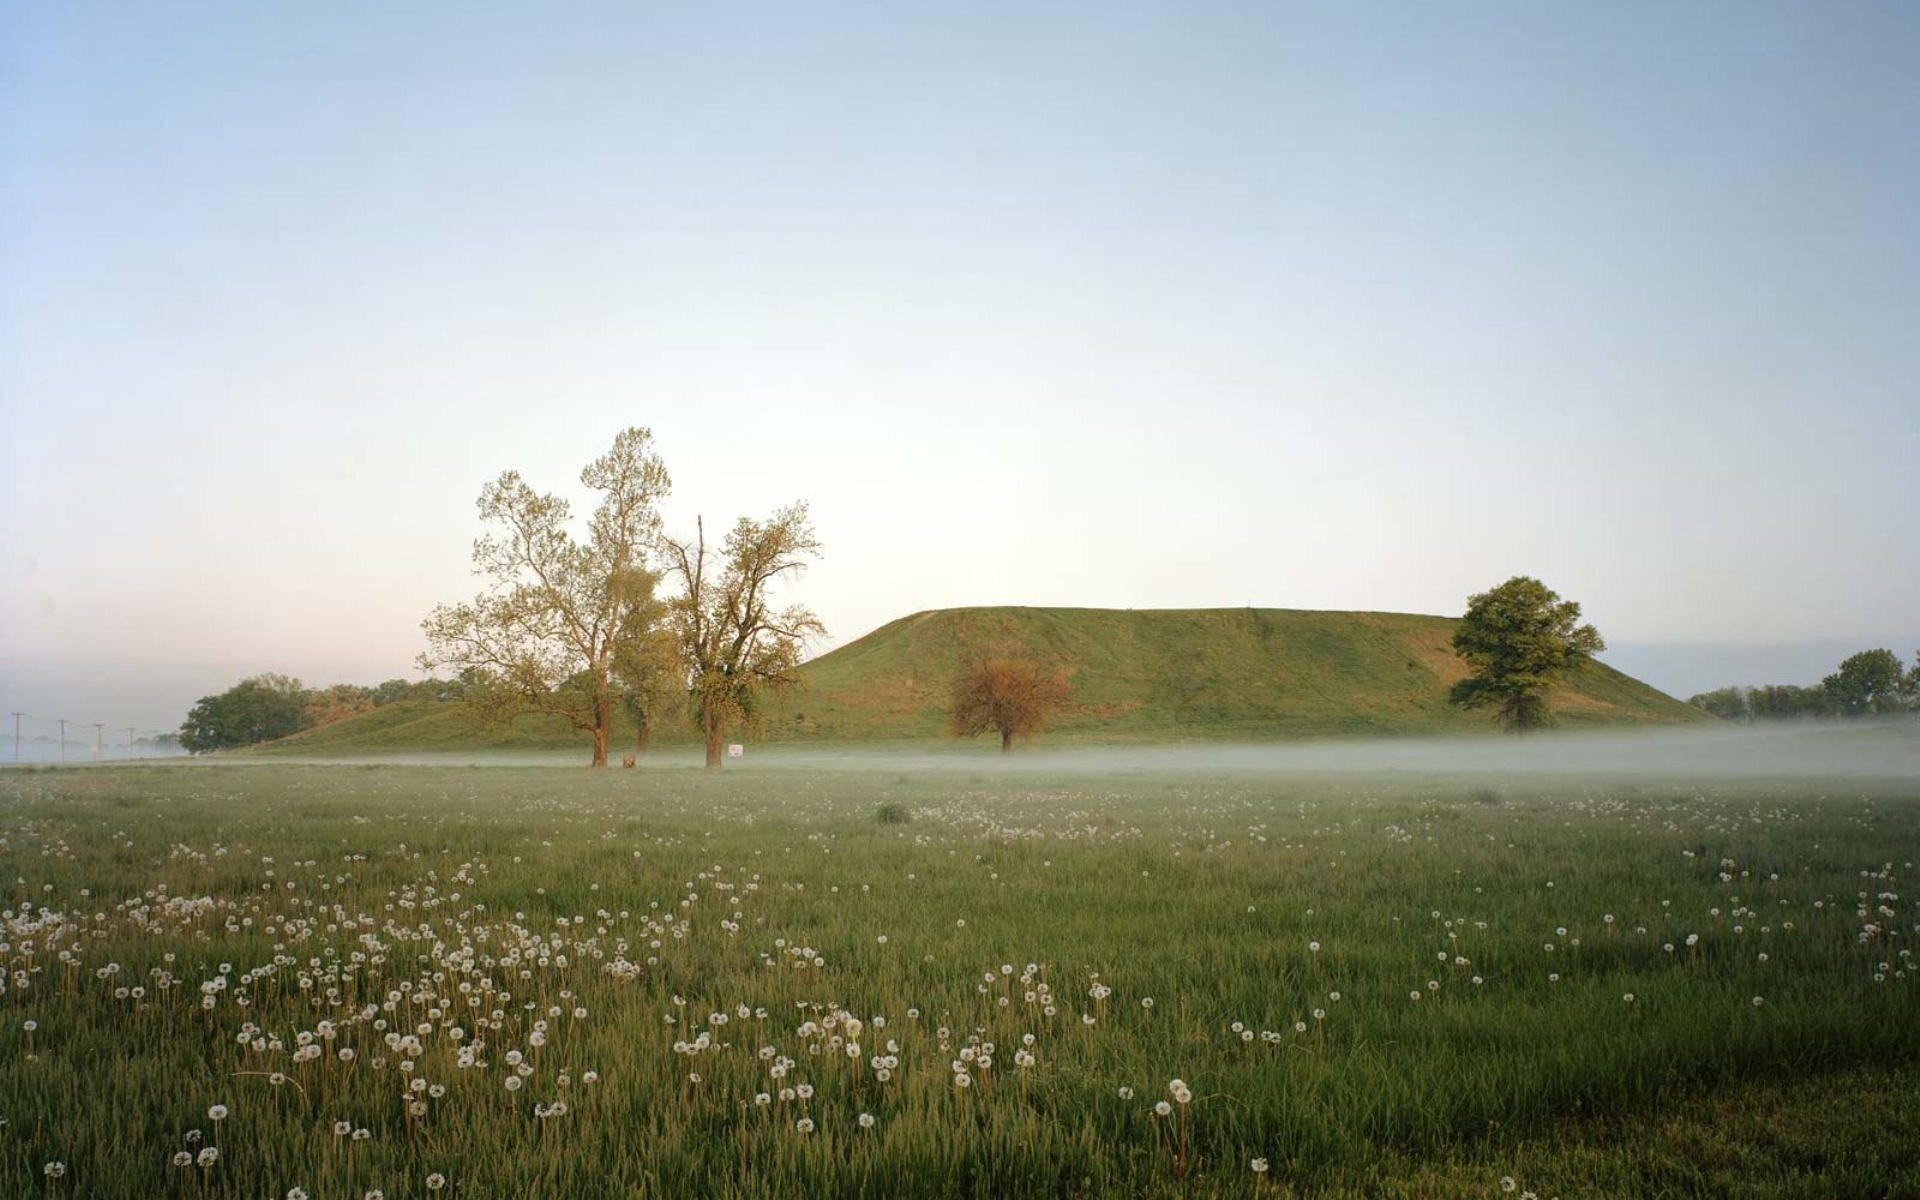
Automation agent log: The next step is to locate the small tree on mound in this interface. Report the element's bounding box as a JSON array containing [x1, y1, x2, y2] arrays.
[[950, 654, 1072, 752], [1449, 576, 1604, 732]]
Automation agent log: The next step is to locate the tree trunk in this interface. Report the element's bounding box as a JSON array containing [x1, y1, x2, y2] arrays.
[[635, 712, 651, 755], [1000, 727, 1013, 753], [590, 680, 610, 768], [704, 711, 724, 769]]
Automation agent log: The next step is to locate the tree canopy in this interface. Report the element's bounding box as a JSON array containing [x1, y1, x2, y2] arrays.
[[419, 427, 672, 767], [1448, 576, 1604, 732], [661, 504, 824, 768], [1821, 648, 1912, 716], [950, 654, 1073, 752], [179, 675, 310, 753]]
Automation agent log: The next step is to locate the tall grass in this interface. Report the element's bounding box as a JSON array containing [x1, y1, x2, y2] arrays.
[[0, 763, 1913, 1197]]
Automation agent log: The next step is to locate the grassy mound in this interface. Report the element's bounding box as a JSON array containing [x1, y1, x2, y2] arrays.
[[261, 606, 1702, 754]]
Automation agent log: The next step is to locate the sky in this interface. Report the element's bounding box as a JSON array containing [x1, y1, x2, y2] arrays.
[[3, 1, 1917, 734]]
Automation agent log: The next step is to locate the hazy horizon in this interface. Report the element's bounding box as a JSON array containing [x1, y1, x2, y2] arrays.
[[5, 2, 1917, 735]]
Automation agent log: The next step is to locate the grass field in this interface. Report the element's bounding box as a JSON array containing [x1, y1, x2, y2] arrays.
[[261, 606, 1704, 757], [2, 746, 1916, 1198]]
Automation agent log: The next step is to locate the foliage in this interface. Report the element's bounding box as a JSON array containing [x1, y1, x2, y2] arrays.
[[609, 570, 681, 754], [1687, 648, 1920, 723], [661, 504, 824, 768], [1448, 577, 1605, 731], [1687, 685, 1750, 721], [949, 654, 1073, 751], [1745, 684, 1832, 720], [177, 675, 311, 752], [419, 427, 671, 766], [1821, 648, 1913, 716]]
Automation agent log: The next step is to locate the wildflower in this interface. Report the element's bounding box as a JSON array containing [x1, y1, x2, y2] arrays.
[[44, 1162, 66, 1179], [795, 1117, 815, 1134], [1252, 1157, 1269, 1173], [208, 1104, 228, 1121], [858, 1112, 876, 1129], [1168, 1079, 1192, 1104], [197, 1148, 219, 1167], [1153, 1100, 1172, 1117], [426, 1174, 447, 1191]]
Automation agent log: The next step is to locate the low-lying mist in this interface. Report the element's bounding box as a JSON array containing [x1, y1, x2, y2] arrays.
[[154, 717, 1920, 782]]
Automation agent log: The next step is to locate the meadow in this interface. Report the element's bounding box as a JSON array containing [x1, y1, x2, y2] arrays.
[[1, 751, 1916, 1198]]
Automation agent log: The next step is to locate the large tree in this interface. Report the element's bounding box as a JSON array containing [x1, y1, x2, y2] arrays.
[[1449, 576, 1604, 732], [661, 504, 823, 768], [178, 675, 311, 753], [1821, 648, 1911, 716], [419, 427, 671, 767], [950, 654, 1072, 752]]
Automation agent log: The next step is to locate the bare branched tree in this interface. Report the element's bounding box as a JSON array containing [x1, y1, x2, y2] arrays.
[[419, 428, 670, 767], [950, 654, 1073, 752], [661, 503, 824, 768]]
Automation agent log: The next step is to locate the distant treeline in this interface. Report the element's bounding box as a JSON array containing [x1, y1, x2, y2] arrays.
[[179, 674, 458, 753], [1687, 648, 1918, 722]]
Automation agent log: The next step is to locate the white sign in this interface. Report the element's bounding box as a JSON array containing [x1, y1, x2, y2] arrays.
[[727, 743, 744, 759]]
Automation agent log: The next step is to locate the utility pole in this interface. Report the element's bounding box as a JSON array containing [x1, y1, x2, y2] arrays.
[[92, 723, 104, 760], [58, 718, 68, 762], [127, 727, 136, 759], [9, 713, 20, 762]]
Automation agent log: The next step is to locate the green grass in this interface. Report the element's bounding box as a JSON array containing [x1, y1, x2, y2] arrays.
[[262, 606, 1705, 756], [1, 756, 1913, 1198]]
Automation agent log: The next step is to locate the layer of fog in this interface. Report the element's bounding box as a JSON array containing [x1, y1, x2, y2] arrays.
[[34, 717, 1911, 782]]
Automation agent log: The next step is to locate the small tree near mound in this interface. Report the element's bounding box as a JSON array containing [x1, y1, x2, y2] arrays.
[[1449, 576, 1604, 732], [950, 655, 1072, 752]]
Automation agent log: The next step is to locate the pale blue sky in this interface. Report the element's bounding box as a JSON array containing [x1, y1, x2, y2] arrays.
[[3, 1, 1917, 731]]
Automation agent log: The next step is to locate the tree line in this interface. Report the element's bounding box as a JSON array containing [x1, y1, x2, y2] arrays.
[[1687, 649, 1919, 722], [179, 674, 454, 753]]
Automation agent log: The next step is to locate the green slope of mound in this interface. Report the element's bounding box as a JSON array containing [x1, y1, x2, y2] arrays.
[[260, 606, 1703, 754]]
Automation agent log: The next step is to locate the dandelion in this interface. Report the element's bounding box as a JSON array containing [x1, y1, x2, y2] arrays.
[[208, 1104, 228, 1121], [858, 1112, 876, 1129], [1252, 1157, 1269, 1173], [425, 1173, 447, 1191], [197, 1148, 219, 1168], [795, 1117, 815, 1134]]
